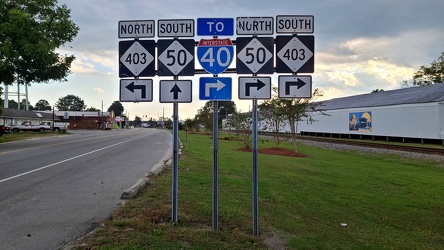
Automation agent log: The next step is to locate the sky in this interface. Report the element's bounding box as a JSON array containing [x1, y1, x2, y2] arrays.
[[4, 0, 444, 121]]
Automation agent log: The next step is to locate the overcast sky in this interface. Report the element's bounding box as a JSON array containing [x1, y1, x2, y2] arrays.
[[6, 0, 444, 120]]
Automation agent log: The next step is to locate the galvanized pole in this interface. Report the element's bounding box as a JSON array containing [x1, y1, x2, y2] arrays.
[[252, 99, 259, 235], [212, 100, 219, 230], [172, 77, 180, 222]]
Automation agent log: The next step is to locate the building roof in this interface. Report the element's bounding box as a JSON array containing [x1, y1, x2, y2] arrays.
[[38, 111, 112, 117], [0, 108, 59, 121], [318, 83, 444, 110]]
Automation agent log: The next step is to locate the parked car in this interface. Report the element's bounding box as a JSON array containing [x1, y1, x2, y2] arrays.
[[0, 125, 9, 137], [10, 121, 51, 132], [43, 121, 70, 132]]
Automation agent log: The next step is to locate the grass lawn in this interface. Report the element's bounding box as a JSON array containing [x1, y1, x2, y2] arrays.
[[73, 132, 444, 249], [0, 131, 68, 143]]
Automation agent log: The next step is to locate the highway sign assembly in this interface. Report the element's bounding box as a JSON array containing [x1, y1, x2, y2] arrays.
[[197, 38, 234, 75], [118, 20, 155, 38], [236, 37, 274, 74], [238, 77, 271, 100], [278, 75, 312, 98], [159, 80, 192, 103], [120, 79, 153, 102], [199, 77, 232, 100], [276, 15, 314, 34], [276, 35, 314, 73], [197, 18, 234, 36], [119, 40, 156, 77], [157, 39, 195, 76]]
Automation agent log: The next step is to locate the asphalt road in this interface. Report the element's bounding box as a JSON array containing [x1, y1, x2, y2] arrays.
[[0, 128, 172, 250]]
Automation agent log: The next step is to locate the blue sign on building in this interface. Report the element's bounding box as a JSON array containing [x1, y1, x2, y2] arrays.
[[199, 77, 232, 100], [197, 18, 234, 36]]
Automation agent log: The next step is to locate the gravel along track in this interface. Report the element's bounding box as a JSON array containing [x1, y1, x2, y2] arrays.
[[299, 139, 444, 162]]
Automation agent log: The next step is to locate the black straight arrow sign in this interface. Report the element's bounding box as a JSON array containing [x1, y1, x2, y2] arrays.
[[285, 78, 306, 95], [170, 84, 182, 99], [245, 79, 266, 96], [126, 82, 146, 98]]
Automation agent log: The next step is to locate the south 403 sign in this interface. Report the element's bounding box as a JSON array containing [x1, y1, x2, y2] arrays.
[[197, 38, 234, 75]]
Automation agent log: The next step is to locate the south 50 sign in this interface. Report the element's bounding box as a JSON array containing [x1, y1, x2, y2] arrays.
[[197, 38, 234, 75]]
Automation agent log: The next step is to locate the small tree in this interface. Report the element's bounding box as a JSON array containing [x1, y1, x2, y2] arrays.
[[273, 88, 325, 153], [259, 88, 287, 146], [227, 111, 252, 149]]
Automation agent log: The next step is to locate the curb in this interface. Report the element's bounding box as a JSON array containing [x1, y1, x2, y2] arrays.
[[120, 144, 175, 200]]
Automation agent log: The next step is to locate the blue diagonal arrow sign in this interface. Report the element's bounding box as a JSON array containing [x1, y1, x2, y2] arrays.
[[199, 77, 232, 100]]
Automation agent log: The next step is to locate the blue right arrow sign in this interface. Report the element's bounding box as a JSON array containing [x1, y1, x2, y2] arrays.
[[199, 77, 232, 100]]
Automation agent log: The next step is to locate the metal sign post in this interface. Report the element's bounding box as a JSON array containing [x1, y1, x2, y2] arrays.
[[212, 100, 219, 230], [252, 99, 259, 235], [172, 101, 179, 222]]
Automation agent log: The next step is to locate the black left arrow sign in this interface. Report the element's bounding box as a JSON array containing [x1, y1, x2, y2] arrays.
[[285, 78, 306, 95], [245, 79, 266, 96], [126, 82, 146, 98], [170, 84, 182, 100]]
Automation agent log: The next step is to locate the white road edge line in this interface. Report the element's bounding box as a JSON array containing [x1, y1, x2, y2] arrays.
[[0, 135, 149, 184]]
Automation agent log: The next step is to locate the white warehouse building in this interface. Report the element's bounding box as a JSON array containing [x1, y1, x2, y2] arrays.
[[296, 83, 444, 145]]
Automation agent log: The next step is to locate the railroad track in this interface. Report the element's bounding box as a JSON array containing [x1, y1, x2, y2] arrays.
[[296, 136, 444, 156]]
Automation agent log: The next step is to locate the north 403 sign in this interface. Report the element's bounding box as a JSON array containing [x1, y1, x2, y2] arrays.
[[119, 40, 156, 77], [276, 35, 314, 73]]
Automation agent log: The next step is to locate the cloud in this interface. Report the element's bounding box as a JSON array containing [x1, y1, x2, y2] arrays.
[[94, 87, 105, 93]]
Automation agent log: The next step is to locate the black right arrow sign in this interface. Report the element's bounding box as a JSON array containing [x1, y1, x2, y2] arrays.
[[278, 75, 312, 99], [285, 78, 306, 95], [246, 79, 266, 96]]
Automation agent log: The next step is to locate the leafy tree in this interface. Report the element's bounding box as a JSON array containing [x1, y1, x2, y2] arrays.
[[259, 91, 287, 146], [20, 98, 33, 110], [86, 107, 100, 112], [55, 94, 85, 111], [270, 88, 325, 153], [194, 101, 237, 131], [134, 116, 142, 127], [0, 0, 79, 85], [35, 99, 52, 111], [413, 52, 444, 86], [107, 101, 124, 116], [226, 111, 252, 149]]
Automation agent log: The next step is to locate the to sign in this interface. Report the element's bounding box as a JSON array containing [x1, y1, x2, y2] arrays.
[[158, 19, 194, 37], [236, 17, 273, 35], [197, 38, 234, 75], [197, 18, 234, 36], [118, 20, 155, 38], [276, 15, 314, 34], [119, 40, 155, 77], [199, 77, 232, 100], [238, 77, 271, 100], [236, 37, 274, 74], [120, 79, 153, 102], [160, 80, 192, 103], [278, 75, 312, 98], [276, 35, 314, 73], [157, 39, 195, 76]]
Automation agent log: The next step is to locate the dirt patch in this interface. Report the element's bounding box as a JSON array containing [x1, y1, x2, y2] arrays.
[[235, 147, 308, 157]]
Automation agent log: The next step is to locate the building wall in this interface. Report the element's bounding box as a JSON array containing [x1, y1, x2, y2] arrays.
[[297, 102, 443, 139]]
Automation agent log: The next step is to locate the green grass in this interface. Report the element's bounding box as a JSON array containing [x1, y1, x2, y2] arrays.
[[74, 132, 444, 249], [0, 131, 69, 143]]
